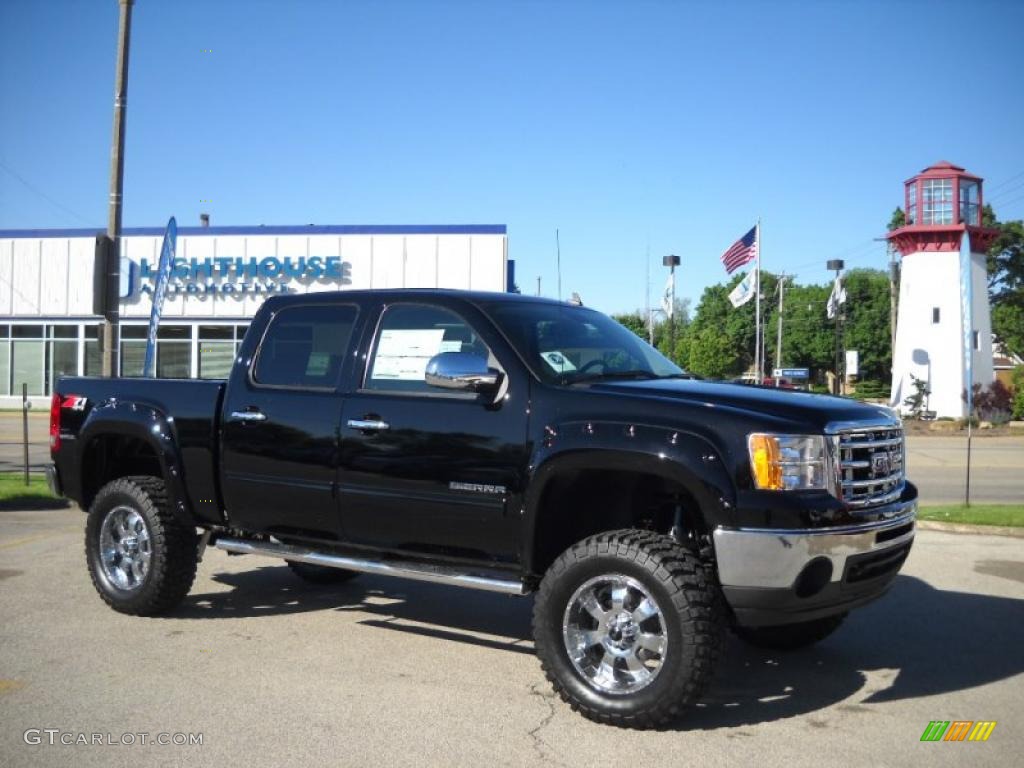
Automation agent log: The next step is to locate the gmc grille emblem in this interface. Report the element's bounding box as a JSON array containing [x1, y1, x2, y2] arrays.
[[871, 452, 891, 477]]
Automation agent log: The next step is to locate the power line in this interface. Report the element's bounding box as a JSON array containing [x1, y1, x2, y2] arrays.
[[0, 159, 92, 225], [985, 168, 1024, 195]]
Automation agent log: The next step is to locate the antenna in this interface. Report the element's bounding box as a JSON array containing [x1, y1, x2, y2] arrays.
[[556, 228, 562, 301]]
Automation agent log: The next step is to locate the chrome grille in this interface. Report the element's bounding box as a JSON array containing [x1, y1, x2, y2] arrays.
[[833, 426, 905, 509]]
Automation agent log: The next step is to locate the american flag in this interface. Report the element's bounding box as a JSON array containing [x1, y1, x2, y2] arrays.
[[720, 225, 758, 274]]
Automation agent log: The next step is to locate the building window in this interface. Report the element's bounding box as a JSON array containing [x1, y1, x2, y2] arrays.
[[932, 307, 940, 324], [0, 325, 9, 396], [157, 325, 191, 378], [84, 325, 101, 376], [199, 325, 236, 379], [973, 330, 980, 351], [922, 179, 953, 225], [907, 183, 917, 225], [959, 180, 980, 225], [120, 325, 147, 377]]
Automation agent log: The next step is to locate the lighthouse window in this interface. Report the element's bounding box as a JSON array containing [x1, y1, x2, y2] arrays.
[[932, 307, 940, 324], [922, 179, 953, 225], [907, 183, 917, 224], [960, 181, 980, 225], [973, 331, 980, 351]]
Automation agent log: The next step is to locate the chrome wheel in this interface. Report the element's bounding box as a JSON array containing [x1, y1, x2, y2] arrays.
[[562, 573, 668, 695], [98, 505, 152, 591]]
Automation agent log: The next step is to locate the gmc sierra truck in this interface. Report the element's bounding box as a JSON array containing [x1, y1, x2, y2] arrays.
[[47, 290, 916, 727]]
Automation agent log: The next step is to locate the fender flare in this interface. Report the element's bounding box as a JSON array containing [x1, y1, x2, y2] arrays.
[[78, 399, 195, 527], [521, 420, 738, 574]]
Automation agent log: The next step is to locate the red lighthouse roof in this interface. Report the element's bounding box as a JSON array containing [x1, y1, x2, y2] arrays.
[[907, 161, 981, 184], [888, 161, 997, 256]]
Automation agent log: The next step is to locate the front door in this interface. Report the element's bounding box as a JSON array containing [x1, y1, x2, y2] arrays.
[[220, 302, 360, 540], [339, 302, 528, 565]]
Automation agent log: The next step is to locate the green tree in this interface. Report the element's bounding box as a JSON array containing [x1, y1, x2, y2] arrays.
[[841, 268, 892, 381], [888, 207, 906, 231], [774, 282, 833, 375], [984, 205, 1024, 357], [685, 271, 779, 378]]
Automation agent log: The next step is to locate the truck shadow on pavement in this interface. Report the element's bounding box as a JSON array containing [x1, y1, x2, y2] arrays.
[[179, 567, 1024, 729]]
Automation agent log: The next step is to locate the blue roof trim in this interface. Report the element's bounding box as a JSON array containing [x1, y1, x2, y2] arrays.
[[0, 224, 506, 238]]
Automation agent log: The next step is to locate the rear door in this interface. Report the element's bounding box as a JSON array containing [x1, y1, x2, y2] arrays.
[[338, 300, 530, 565], [220, 300, 361, 540]]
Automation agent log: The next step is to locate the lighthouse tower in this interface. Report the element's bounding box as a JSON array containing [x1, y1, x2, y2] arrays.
[[887, 162, 999, 418]]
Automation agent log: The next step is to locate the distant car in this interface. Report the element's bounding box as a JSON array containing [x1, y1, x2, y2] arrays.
[[729, 376, 803, 390]]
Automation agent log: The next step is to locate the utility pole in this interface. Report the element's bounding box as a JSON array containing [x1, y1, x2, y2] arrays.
[[102, 0, 134, 377], [774, 274, 788, 386]]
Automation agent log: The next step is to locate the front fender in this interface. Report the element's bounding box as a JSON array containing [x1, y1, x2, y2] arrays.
[[78, 400, 195, 526], [521, 419, 738, 572]]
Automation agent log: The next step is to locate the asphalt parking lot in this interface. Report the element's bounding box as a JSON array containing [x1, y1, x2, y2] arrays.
[[1, 505, 1022, 767]]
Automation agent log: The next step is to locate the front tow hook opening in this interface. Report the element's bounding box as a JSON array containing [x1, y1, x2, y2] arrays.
[[794, 557, 833, 598]]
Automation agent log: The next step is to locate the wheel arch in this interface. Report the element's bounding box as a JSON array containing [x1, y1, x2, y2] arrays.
[[522, 430, 737, 577], [78, 401, 195, 526]]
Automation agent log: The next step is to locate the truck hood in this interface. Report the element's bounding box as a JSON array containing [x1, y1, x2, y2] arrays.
[[585, 378, 898, 432]]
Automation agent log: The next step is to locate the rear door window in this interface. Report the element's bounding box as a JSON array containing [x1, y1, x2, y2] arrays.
[[253, 304, 358, 389]]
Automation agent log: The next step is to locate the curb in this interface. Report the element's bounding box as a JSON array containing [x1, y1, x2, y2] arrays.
[[916, 520, 1024, 538]]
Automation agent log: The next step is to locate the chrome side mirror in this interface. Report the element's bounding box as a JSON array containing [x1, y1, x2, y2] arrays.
[[425, 352, 501, 393]]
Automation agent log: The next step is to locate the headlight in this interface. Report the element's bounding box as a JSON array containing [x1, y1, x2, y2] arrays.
[[747, 433, 827, 491]]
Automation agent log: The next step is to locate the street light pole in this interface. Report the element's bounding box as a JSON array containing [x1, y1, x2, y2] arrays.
[[774, 274, 787, 386], [101, 0, 134, 377]]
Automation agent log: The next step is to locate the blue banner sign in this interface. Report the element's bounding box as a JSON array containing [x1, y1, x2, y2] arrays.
[[143, 217, 177, 377]]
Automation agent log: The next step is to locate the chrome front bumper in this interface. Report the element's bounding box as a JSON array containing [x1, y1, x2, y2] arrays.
[[714, 498, 917, 590]]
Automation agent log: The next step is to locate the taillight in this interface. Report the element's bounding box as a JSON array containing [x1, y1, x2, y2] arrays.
[[50, 392, 62, 453]]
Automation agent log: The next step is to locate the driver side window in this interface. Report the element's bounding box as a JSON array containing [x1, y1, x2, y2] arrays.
[[364, 304, 493, 393]]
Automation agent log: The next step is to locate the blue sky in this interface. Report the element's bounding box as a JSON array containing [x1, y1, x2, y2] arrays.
[[2, 0, 1023, 314]]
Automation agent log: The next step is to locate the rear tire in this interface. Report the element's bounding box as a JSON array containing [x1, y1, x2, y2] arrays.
[[533, 530, 724, 728], [85, 476, 197, 616], [734, 613, 847, 650], [286, 560, 359, 585]]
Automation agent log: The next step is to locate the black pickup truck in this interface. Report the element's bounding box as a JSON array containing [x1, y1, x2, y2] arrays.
[[48, 290, 916, 727]]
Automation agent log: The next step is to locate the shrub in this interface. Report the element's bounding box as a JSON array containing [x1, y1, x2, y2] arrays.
[[1012, 366, 1024, 421], [963, 380, 1013, 423]]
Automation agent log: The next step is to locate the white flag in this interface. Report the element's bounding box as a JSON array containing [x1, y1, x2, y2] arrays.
[[728, 268, 757, 308], [662, 273, 674, 318], [826, 276, 847, 319]]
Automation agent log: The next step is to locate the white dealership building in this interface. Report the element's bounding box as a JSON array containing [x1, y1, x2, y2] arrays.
[[0, 224, 511, 406]]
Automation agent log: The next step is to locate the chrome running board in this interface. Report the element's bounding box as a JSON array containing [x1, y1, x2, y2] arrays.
[[213, 536, 526, 595]]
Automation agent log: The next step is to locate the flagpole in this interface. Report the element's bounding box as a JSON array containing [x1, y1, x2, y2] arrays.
[[755, 218, 762, 382]]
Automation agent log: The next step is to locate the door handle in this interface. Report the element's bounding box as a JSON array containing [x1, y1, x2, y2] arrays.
[[347, 419, 390, 431], [229, 410, 268, 423]]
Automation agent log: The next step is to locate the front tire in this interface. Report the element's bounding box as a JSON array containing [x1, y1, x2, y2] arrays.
[[85, 476, 198, 616], [733, 613, 847, 650], [533, 530, 724, 728]]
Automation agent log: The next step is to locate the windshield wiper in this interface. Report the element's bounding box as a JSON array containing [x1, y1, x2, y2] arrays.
[[566, 370, 661, 384]]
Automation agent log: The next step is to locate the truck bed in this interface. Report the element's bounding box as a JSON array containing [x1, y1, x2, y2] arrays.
[[53, 377, 226, 523]]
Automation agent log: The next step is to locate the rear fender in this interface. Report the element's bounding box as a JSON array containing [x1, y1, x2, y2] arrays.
[[78, 400, 195, 526]]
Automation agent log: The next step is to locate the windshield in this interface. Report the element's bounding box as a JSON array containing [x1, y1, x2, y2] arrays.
[[484, 301, 686, 385]]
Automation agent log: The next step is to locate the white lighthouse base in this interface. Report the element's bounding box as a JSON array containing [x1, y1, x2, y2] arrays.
[[890, 248, 993, 419]]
